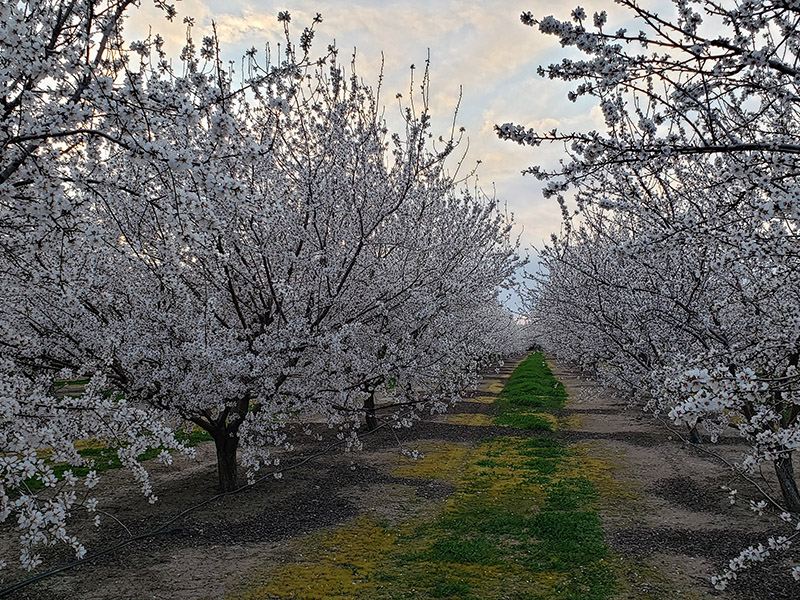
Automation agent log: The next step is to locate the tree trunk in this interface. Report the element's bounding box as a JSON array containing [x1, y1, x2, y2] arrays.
[[774, 454, 800, 513], [688, 423, 703, 444], [213, 429, 239, 492], [364, 392, 378, 431]]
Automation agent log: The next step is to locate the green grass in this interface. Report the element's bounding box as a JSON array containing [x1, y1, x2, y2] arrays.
[[429, 580, 471, 598], [24, 445, 158, 491], [525, 511, 608, 570], [232, 353, 617, 600], [382, 434, 615, 599], [374, 352, 614, 598], [474, 458, 504, 468], [500, 353, 567, 409], [23, 426, 214, 491], [544, 477, 597, 510], [521, 446, 564, 459], [494, 412, 553, 430], [425, 536, 501, 564], [175, 427, 214, 445], [524, 457, 559, 474], [494, 352, 566, 431], [390, 355, 613, 599]]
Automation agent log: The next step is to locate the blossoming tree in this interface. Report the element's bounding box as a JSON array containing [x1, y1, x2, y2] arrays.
[[0, 2, 523, 569]]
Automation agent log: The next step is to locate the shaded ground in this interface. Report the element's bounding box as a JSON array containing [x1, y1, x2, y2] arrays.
[[0, 357, 796, 599]]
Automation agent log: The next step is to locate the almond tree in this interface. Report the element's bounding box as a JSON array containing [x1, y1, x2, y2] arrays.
[[0, 3, 523, 568], [0, 0, 192, 570]]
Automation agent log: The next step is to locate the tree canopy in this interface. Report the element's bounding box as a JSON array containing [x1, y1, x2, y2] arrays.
[[0, 1, 524, 570]]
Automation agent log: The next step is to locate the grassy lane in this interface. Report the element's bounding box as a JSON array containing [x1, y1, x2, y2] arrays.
[[494, 353, 567, 431], [231, 353, 620, 600]]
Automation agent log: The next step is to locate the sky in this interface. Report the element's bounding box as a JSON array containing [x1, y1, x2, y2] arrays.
[[126, 1, 650, 284]]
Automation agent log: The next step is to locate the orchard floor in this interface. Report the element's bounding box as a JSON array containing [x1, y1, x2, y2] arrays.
[[1, 356, 796, 600]]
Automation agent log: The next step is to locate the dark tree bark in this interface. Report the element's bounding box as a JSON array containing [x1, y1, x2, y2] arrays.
[[213, 428, 240, 492], [191, 398, 250, 492], [774, 454, 800, 513], [688, 423, 703, 444], [364, 392, 378, 431]]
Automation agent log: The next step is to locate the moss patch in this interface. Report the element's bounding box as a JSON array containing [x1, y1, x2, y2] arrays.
[[394, 443, 471, 483], [445, 413, 495, 427], [233, 517, 398, 600]]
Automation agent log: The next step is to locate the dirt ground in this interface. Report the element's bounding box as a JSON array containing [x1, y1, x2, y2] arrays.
[[548, 359, 798, 600], [0, 356, 796, 599]]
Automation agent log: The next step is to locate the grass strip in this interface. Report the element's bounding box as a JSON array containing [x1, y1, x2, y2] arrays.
[[494, 352, 566, 431], [23, 428, 212, 491]]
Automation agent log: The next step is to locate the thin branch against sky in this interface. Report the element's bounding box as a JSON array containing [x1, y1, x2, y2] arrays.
[[126, 1, 649, 252]]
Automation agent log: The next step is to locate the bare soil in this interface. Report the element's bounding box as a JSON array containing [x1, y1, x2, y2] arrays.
[[549, 359, 798, 600], [0, 357, 795, 599]]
